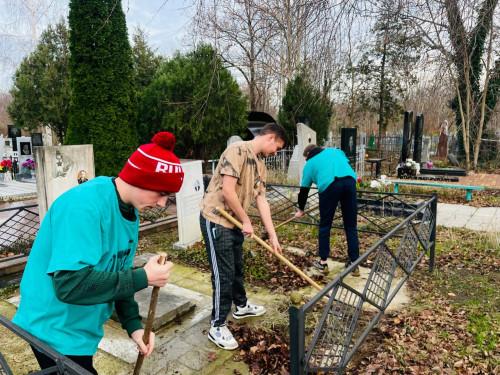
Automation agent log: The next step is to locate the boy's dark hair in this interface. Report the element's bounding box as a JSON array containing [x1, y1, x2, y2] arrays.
[[259, 123, 286, 143], [303, 144, 317, 158]]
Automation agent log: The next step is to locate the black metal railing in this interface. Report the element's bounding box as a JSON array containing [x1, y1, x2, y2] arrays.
[[0, 314, 93, 375], [0, 197, 178, 257], [248, 184, 434, 238], [0, 205, 39, 257], [289, 193, 437, 374]]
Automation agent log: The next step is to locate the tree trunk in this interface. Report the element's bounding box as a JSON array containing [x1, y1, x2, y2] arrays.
[[377, 37, 387, 150]]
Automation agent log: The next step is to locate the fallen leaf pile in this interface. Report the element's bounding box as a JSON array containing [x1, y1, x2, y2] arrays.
[[229, 321, 291, 375]]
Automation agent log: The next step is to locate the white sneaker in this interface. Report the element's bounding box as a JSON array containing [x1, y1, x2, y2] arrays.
[[208, 325, 238, 350], [232, 303, 266, 319]]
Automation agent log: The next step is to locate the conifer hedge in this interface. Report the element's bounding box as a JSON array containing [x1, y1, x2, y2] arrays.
[[66, 0, 137, 176]]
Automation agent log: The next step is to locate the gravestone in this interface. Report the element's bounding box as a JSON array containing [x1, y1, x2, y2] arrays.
[[31, 133, 43, 147], [413, 113, 424, 163], [0, 136, 4, 159], [296, 122, 316, 182], [448, 153, 459, 167], [7, 125, 21, 152], [34, 145, 95, 222], [360, 132, 367, 148], [286, 145, 300, 184], [3, 138, 13, 157], [227, 135, 243, 146], [436, 120, 448, 158], [174, 160, 204, 250], [436, 131, 448, 158], [400, 111, 413, 163], [341, 128, 357, 169], [16, 137, 32, 171], [422, 136, 431, 163]]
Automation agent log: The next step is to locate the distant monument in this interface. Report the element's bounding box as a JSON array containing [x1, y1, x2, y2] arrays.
[[413, 113, 424, 163], [341, 128, 357, 169], [436, 120, 449, 159], [296, 123, 316, 182], [400, 111, 413, 163]]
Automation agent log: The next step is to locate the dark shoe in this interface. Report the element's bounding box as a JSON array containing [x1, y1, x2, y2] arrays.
[[313, 260, 329, 273], [345, 261, 360, 277]]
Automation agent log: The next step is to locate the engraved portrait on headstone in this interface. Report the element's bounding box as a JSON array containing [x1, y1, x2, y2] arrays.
[[20, 142, 31, 156], [54, 150, 75, 178], [77, 170, 89, 184]]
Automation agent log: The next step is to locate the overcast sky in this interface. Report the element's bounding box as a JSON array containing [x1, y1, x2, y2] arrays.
[[0, 0, 194, 91]]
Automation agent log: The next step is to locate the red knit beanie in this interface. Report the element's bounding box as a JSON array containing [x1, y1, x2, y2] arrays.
[[119, 132, 184, 192]]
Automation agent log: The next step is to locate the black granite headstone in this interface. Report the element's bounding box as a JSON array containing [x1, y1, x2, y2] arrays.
[[298, 116, 311, 128], [31, 133, 43, 147], [413, 113, 424, 163], [400, 111, 413, 163], [8, 125, 21, 152], [341, 128, 357, 168]]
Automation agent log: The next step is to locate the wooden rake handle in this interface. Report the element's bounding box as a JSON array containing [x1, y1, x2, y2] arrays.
[[274, 204, 320, 230], [133, 252, 167, 375], [214, 207, 322, 292]]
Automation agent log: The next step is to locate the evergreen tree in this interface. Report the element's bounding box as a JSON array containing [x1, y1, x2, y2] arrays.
[[354, 3, 420, 146], [8, 20, 70, 143], [137, 44, 248, 160], [132, 26, 163, 97], [66, 0, 137, 176], [278, 70, 332, 145]]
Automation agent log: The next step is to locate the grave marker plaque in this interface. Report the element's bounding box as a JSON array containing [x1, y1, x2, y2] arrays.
[[341, 128, 357, 169], [174, 160, 204, 250]]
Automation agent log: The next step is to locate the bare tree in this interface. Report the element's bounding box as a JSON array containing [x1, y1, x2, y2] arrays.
[[0, 0, 67, 90], [402, 0, 499, 169], [191, 0, 360, 112]]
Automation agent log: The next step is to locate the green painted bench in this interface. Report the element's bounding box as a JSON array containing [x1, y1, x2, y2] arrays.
[[391, 180, 484, 201]]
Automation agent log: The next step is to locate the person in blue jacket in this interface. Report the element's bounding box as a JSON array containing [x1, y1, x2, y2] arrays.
[[293, 144, 360, 276]]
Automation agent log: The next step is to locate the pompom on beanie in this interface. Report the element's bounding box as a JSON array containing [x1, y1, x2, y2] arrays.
[[119, 132, 184, 192]]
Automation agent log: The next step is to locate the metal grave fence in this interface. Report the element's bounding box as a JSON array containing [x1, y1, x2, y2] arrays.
[[0, 314, 93, 375], [247, 184, 437, 374], [0, 197, 177, 257]]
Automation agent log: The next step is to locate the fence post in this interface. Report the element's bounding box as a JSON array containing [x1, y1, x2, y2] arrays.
[[429, 193, 438, 272], [289, 291, 305, 375]]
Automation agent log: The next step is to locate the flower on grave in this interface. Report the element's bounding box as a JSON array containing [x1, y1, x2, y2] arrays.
[[370, 175, 392, 192], [403, 159, 420, 174], [356, 176, 362, 190], [426, 161, 434, 169], [22, 158, 35, 170], [0, 159, 12, 173]]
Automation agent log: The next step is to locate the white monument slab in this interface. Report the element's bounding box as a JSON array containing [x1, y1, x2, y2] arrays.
[[16, 136, 32, 170], [34, 145, 95, 222], [227, 135, 243, 146], [0, 135, 4, 159], [422, 136, 431, 163], [3, 138, 13, 157], [174, 160, 204, 250], [286, 145, 300, 184], [296, 123, 317, 182]]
